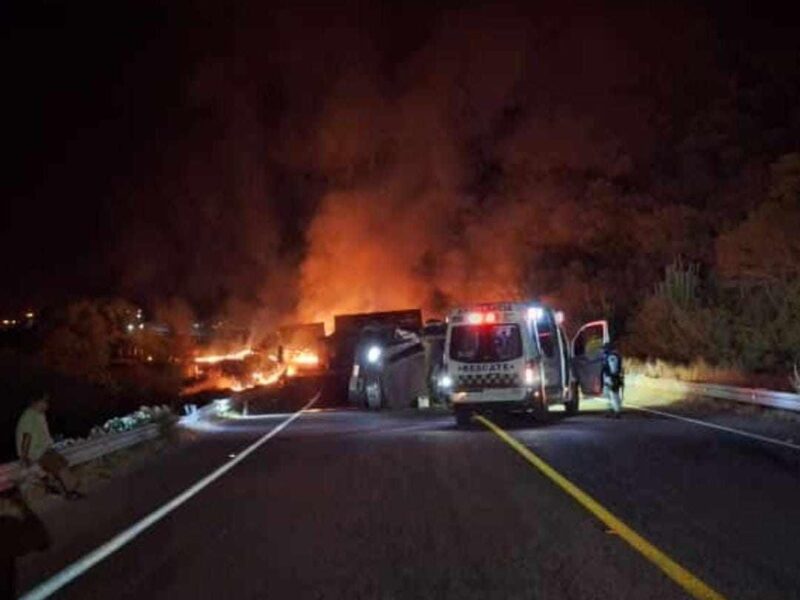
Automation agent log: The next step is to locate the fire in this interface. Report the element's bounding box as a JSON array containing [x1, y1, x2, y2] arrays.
[[194, 348, 254, 364], [185, 345, 285, 395], [252, 368, 285, 386], [288, 349, 319, 366], [282, 348, 321, 378]]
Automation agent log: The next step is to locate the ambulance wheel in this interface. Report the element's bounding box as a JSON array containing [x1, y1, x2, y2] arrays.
[[455, 408, 472, 428], [532, 397, 550, 422], [565, 381, 580, 416]]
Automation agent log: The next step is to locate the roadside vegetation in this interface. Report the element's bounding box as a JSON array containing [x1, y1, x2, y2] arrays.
[[618, 155, 800, 389], [0, 299, 191, 461]]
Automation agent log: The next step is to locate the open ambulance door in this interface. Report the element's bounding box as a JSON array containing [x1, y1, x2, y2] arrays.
[[571, 320, 609, 396]]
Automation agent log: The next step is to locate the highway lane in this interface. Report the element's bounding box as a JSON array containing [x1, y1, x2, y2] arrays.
[[16, 381, 800, 599], [14, 413, 277, 596], [487, 403, 800, 600]]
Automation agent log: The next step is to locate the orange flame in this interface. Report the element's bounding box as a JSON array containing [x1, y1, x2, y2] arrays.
[[288, 349, 319, 366], [194, 348, 254, 364]]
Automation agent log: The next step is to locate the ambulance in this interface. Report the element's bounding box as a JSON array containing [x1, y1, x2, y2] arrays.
[[440, 302, 609, 426]]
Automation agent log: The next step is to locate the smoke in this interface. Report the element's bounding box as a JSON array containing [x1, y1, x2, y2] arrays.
[[107, 2, 720, 330], [295, 5, 646, 326]]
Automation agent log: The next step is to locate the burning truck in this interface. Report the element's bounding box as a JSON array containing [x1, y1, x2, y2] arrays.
[[183, 310, 430, 407]]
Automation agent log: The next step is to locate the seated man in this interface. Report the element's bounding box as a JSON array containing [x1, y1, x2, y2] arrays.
[[15, 394, 83, 500]]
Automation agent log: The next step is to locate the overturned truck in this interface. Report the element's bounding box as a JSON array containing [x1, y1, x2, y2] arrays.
[[324, 309, 428, 409]]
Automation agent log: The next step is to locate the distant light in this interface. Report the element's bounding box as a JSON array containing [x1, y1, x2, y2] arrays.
[[146, 355, 153, 362], [528, 307, 544, 321], [25, 311, 34, 319], [439, 374, 453, 389], [138, 323, 144, 330], [555, 311, 565, 325], [366, 345, 382, 364], [485, 312, 497, 324], [126, 323, 135, 333], [352, 364, 360, 378]]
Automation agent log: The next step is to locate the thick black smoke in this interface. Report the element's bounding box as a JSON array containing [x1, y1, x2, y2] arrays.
[[4, 1, 799, 332]]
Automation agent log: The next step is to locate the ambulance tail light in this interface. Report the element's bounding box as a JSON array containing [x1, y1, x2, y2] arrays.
[[524, 361, 541, 386]]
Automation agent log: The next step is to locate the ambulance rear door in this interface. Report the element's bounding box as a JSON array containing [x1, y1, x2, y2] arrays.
[[533, 310, 565, 402], [571, 320, 609, 396]]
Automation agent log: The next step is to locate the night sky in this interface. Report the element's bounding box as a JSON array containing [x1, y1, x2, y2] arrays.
[[2, 1, 799, 324]]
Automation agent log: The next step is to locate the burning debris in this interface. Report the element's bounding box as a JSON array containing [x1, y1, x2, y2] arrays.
[[276, 322, 326, 377], [185, 347, 282, 395], [194, 348, 255, 364], [184, 324, 325, 396]]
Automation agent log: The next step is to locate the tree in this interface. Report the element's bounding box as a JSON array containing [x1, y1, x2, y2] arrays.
[[717, 153, 800, 283], [40, 298, 138, 385], [153, 297, 197, 363]]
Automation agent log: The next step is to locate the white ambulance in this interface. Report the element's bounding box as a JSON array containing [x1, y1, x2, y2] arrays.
[[440, 302, 609, 426]]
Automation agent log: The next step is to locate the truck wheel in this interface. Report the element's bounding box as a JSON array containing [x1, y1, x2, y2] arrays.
[[455, 407, 472, 427], [565, 381, 580, 416], [365, 379, 384, 409]]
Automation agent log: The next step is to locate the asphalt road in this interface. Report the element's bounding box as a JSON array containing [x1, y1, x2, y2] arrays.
[[15, 378, 800, 599]]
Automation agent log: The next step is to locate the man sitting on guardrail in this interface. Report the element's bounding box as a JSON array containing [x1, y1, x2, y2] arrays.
[[15, 394, 84, 500]]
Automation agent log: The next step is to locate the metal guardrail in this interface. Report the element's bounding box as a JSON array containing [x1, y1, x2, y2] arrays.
[[627, 374, 800, 413], [59, 424, 162, 465], [0, 400, 228, 493], [0, 424, 161, 493]]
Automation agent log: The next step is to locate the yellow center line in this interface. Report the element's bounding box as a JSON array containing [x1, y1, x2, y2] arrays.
[[474, 415, 727, 600]]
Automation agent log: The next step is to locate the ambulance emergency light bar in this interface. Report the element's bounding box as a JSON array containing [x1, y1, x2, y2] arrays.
[[461, 305, 564, 326], [466, 311, 497, 324]]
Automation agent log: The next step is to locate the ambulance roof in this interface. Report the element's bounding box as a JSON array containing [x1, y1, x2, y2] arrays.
[[447, 301, 550, 320]]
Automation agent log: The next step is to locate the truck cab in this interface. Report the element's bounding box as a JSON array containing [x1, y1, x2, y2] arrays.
[[348, 324, 425, 409], [441, 302, 608, 426]]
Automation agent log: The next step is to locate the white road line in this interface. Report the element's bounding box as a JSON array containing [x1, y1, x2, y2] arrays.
[[21, 392, 320, 600], [627, 404, 800, 452]]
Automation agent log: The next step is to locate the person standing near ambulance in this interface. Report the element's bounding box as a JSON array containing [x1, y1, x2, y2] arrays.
[[601, 343, 624, 417]]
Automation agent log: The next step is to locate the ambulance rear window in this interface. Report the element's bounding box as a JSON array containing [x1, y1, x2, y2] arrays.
[[449, 324, 523, 362]]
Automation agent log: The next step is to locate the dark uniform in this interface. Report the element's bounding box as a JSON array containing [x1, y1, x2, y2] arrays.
[[601, 344, 624, 417]]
